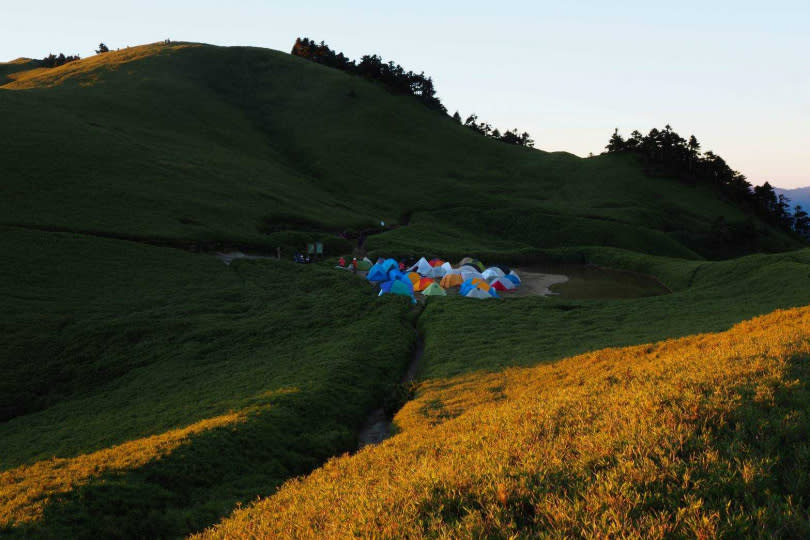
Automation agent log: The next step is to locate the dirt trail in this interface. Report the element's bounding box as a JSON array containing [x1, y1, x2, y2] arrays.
[[214, 251, 277, 265], [510, 269, 569, 297], [357, 332, 424, 449]]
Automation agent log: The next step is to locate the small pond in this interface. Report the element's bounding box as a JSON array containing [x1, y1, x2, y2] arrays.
[[514, 264, 669, 300]]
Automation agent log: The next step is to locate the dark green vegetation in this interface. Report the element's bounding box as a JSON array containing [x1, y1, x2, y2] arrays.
[[1, 42, 809, 538]]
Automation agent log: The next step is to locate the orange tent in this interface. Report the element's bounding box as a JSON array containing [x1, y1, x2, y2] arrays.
[[465, 277, 491, 291], [440, 274, 464, 288], [413, 277, 435, 292], [406, 272, 421, 285]]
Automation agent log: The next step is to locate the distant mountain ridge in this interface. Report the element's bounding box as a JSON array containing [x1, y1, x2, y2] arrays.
[[776, 186, 810, 210]]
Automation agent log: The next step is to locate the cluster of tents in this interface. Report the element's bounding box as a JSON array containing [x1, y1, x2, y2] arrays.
[[365, 256, 521, 301]]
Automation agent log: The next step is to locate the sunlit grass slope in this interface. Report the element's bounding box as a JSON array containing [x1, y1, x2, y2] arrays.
[[0, 42, 799, 258], [0, 226, 415, 538], [198, 306, 810, 538]]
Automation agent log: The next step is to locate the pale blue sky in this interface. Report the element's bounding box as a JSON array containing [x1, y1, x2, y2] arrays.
[[3, 1, 808, 188]]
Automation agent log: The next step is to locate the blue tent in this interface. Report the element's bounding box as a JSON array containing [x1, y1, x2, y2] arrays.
[[459, 278, 484, 296], [367, 258, 399, 282], [367, 264, 388, 281], [460, 277, 500, 299], [387, 269, 406, 282], [379, 279, 416, 302]]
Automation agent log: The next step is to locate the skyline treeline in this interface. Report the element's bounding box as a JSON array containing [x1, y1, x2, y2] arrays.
[[605, 126, 810, 239]]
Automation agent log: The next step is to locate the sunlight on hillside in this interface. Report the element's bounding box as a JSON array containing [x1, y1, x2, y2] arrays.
[[196, 306, 810, 538], [0, 411, 245, 526], [1, 42, 198, 90]]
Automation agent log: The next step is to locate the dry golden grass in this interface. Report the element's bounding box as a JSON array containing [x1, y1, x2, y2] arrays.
[[1, 42, 198, 90], [0, 411, 245, 527], [196, 306, 810, 538]]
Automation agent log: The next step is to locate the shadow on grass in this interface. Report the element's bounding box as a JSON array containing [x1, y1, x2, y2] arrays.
[[5, 388, 367, 539]]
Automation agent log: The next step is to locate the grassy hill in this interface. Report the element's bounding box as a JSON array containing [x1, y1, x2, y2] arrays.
[[2, 41, 809, 538], [0, 42, 800, 258]]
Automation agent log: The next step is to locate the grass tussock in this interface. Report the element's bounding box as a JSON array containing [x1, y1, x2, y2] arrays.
[[1, 411, 244, 527], [197, 306, 810, 538]]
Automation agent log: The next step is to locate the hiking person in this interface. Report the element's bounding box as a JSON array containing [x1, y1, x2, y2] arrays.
[[399, 261, 405, 271], [352, 257, 358, 273], [338, 256, 346, 267]]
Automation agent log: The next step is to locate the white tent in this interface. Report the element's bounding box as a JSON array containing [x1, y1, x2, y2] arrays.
[[464, 287, 494, 299], [428, 262, 453, 279], [482, 267, 505, 281], [506, 270, 521, 284], [407, 257, 433, 276], [461, 269, 483, 281]]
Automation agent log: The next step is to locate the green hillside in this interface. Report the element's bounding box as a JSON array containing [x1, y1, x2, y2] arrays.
[[1, 42, 809, 538], [0, 42, 799, 258]]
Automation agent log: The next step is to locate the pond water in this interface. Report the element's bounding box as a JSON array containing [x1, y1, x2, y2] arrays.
[[514, 264, 669, 300]]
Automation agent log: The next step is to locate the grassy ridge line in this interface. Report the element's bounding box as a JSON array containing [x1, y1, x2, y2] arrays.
[[196, 306, 810, 538], [0, 58, 39, 85], [0, 42, 196, 89]]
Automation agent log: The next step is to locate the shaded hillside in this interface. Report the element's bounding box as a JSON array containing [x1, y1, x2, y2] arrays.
[[0, 42, 800, 258]]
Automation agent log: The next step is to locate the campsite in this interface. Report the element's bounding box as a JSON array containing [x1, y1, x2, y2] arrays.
[[2, 14, 810, 539]]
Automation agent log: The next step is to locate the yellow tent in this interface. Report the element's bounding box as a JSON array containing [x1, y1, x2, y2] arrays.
[[406, 272, 421, 285], [440, 273, 464, 288]]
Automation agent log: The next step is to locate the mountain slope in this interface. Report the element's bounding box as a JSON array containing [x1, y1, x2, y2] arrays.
[[0, 42, 800, 258]]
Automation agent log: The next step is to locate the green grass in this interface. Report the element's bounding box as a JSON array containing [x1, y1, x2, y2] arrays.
[[0, 227, 415, 537]]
